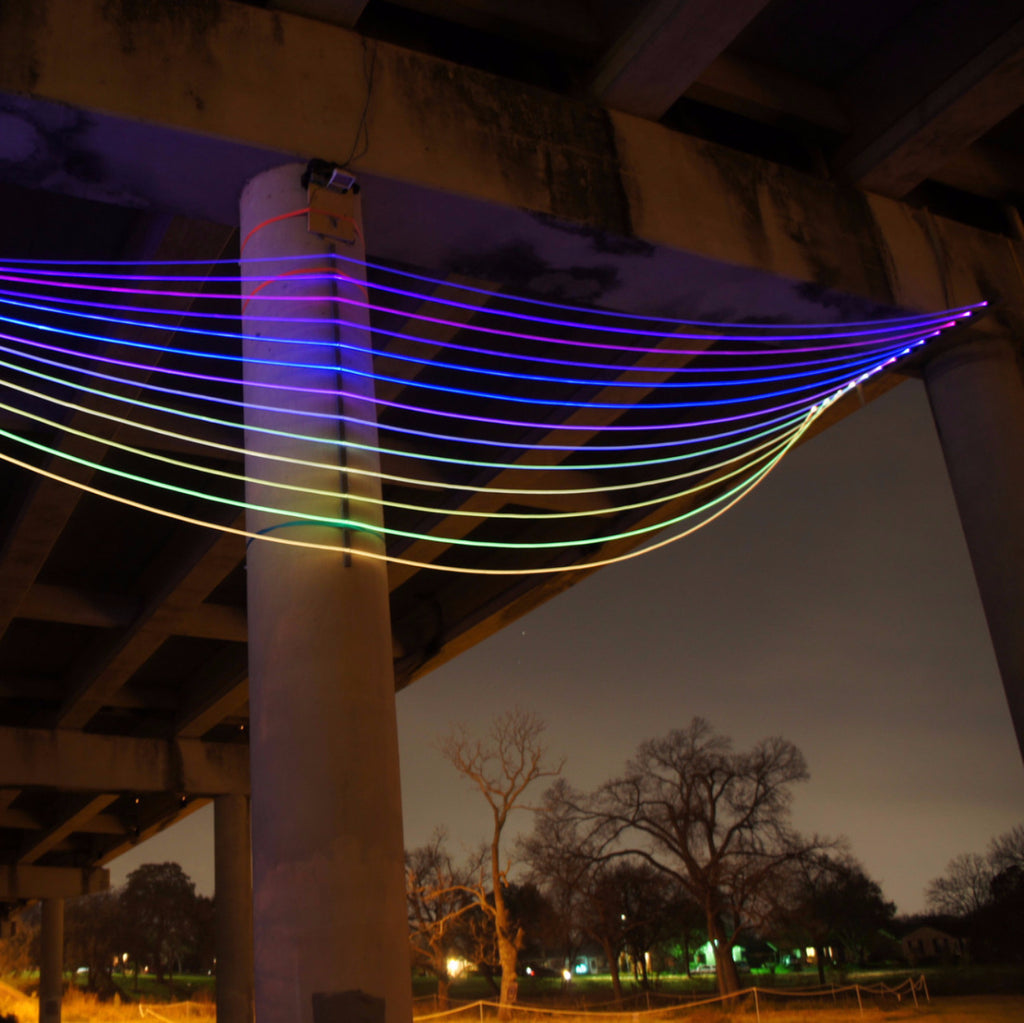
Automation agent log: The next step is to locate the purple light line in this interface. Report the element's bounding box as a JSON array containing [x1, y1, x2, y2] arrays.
[[0, 327, 932, 435], [0, 256, 988, 331], [0, 298, 941, 394], [0, 270, 977, 353], [0, 287, 945, 375]]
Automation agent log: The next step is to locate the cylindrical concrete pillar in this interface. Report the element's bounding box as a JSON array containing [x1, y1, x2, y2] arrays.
[[39, 898, 63, 1023], [215, 794, 253, 1023], [924, 336, 1024, 762], [240, 165, 411, 1023]]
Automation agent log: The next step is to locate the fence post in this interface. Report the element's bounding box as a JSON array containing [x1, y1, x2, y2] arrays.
[[910, 978, 919, 1009], [753, 987, 761, 1023], [922, 975, 931, 1003], [856, 984, 864, 1018], [479, 1000, 484, 1023]]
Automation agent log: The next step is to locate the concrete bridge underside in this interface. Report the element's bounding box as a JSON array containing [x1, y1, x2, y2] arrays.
[[0, 2, 1021, 1022]]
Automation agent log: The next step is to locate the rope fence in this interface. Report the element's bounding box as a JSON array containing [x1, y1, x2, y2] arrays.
[[414, 975, 931, 1021]]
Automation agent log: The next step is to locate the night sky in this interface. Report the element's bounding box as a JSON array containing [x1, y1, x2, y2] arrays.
[[110, 378, 1024, 915]]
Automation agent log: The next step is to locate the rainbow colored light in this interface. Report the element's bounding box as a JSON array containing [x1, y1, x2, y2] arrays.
[[0, 253, 982, 575]]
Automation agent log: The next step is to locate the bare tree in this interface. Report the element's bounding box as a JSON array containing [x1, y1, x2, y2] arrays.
[[582, 718, 826, 995], [988, 824, 1024, 873], [406, 831, 476, 1009], [925, 853, 993, 917], [440, 709, 563, 1012]]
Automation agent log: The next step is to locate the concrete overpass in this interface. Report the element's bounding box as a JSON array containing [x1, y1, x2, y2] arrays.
[[0, 2, 1021, 1023]]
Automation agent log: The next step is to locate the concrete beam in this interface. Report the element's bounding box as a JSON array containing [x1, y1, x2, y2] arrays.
[[837, 12, 1024, 197], [19, 794, 118, 865], [0, 216, 236, 649], [97, 797, 210, 866], [0, 808, 126, 834], [591, 0, 772, 120], [18, 584, 248, 642], [1, 0, 1020, 335], [688, 54, 851, 134], [270, 0, 367, 28], [0, 865, 108, 901], [55, 527, 246, 730], [0, 726, 248, 795]]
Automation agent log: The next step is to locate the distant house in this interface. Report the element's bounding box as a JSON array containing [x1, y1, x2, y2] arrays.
[[901, 926, 963, 964]]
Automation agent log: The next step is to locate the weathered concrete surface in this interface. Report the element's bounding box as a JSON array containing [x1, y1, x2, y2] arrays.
[[0, 0, 1021, 338], [0, 865, 108, 901], [39, 898, 62, 1023], [215, 794, 253, 1023], [925, 337, 1024, 763], [0, 726, 249, 794], [241, 165, 410, 1023]]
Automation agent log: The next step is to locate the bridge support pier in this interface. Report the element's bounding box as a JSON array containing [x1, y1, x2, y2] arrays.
[[39, 897, 63, 1023], [214, 794, 252, 1023], [239, 164, 411, 1023], [924, 336, 1024, 763]]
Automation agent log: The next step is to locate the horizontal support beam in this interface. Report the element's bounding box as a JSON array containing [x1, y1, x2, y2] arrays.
[[0, 808, 125, 834], [0, 0, 1019, 337], [0, 864, 109, 901], [592, 0, 771, 119], [0, 726, 249, 796]]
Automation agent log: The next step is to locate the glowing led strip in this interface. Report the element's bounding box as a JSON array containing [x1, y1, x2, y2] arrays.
[[0, 415, 811, 575], [0, 415, 798, 550], [0, 340, 817, 464], [0, 373, 806, 502], [0, 327, 923, 440], [0, 308, 935, 412], [0, 254, 980, 573], [0, 291, 941, 384], [0, 268, 976, 354], [0, 256, 985, 333], [0, 284, 959, 376]]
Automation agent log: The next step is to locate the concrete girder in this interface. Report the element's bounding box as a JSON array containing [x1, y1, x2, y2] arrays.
[[18, 584, 248, 642], [0, 808, 126, 834], [838, 17, 1024, 198], [18, 794, 118, 864], [0, 217, 234, 649], [592, 0, 773, 120], [54, 526, 247, 730], [0, 0, 1021, 336], [269, 0, 367, 28], [0, 726, 248, 795], [0, 865, 108, 901]]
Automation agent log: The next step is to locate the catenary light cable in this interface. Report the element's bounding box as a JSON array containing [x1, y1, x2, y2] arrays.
[[0, 252, 981, 573]]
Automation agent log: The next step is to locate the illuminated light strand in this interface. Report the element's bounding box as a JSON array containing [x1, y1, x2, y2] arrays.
[[0, 256, 984, 573], [0, 291, 947, 386], [0, 413, 804, 554], [0, 269, 975, 353], [0, 416, 811, 575], [0, 286, 943, 383], [0, 391, 802, 522], [0, 316, 929, 420], [0, 341, 820, 463], [0, 327, 928, 436], [1, 372, 809, 500], [0, 254, 987, 332]]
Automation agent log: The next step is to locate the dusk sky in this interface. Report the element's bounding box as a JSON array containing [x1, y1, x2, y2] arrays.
[[110, 377, 1024, 916]]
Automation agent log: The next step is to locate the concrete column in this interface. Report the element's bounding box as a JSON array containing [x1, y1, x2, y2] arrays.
[[240, 165, 411, 1023], [923, 336, 1024, 762], [39, 897, 63, 1023], [215, 794, 253, 1023]]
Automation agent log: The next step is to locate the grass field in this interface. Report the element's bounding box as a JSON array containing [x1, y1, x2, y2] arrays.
[[2, 968, 1023, 1023]]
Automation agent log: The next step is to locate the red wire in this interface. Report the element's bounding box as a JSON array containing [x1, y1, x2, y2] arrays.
[[242, 265, 369, 314], [240, 206, 366, 253]]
